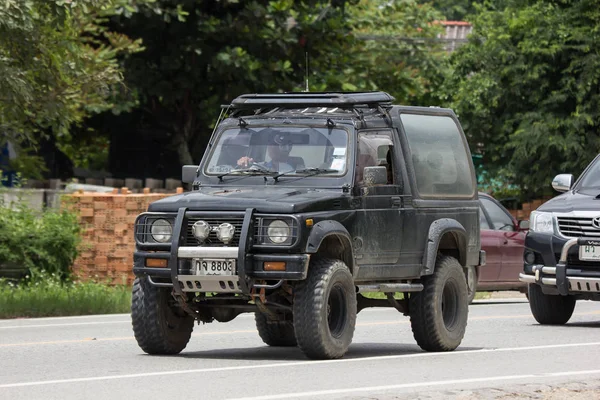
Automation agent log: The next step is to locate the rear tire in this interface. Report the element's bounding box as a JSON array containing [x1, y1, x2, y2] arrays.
[[409, 255, 469, 352], [293, 258, 357, 360], [255, 312, 297, 347], [131, 277, 194, 355], [528, 284, 575, 325]]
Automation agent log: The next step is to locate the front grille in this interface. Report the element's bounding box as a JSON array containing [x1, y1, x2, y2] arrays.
[[185, 217, 244, 246], [566, 254, 600, 269], [557, 217, 600, 238]]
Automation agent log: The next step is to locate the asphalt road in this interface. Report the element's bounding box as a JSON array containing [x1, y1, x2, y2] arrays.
[[1, 296, 599, 400]]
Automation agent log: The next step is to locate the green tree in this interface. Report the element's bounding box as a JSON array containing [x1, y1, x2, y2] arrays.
[[0, 0, 156, 178], [102, 0, 447, 176], [418, 0, 479, 21], [443, 0, 600, 196]]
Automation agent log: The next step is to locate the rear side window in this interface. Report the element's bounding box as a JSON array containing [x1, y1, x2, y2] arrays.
[[400, 114, 474, 197]]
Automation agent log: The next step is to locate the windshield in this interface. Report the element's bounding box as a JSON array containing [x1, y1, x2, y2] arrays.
[[577, 156, 600, 190], [204, 126, 349, 177]]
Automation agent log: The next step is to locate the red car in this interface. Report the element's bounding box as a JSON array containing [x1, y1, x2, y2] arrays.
[[467, 193, 528, 302]]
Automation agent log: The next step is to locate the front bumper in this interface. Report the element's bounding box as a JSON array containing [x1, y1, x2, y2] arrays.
[[519, 236, 600, 295], [133, 208, 309, 295]]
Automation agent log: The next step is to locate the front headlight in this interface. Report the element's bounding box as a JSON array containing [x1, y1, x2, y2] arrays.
[[267, 220, 290, 244], [530, 211, 554, 234], [151, 219, 173, 243]]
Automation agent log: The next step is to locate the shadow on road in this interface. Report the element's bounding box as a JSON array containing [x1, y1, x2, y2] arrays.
[[471, 300, 529, 306], [171, 342, 483, 361], [566, 321, 600, 328]]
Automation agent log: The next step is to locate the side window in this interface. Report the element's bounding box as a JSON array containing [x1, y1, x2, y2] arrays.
[[356, 130, 394, 185], [481, 198, 514, 231], [400, 113, 474, 197], [479, 206, 490, 230]]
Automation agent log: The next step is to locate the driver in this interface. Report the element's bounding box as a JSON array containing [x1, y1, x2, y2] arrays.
[[237, 131, 294, 172]]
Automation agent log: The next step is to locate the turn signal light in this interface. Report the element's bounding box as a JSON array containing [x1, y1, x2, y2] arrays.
[[146, 258, 168, 268], [264, 261, 286, 271]]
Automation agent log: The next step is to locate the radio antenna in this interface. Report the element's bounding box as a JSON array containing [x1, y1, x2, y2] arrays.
[[304, 52, 309, 92]]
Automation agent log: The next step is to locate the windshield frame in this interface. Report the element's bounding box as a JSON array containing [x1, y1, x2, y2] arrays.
[[200, 122, 353, 183], [197, 118, 356, 189]]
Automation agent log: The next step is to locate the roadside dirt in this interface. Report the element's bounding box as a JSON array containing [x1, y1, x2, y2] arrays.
[[346, 381, 600, 400]]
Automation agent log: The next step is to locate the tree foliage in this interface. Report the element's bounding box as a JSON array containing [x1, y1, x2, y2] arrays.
[[102, 0, 447, 178], [0, 0, 154, 178], [442, 0, 600, 196]]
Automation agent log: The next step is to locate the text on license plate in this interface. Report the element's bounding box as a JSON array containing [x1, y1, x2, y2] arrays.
[[579, 245, 600, 261], [195, 259, 236, 276]]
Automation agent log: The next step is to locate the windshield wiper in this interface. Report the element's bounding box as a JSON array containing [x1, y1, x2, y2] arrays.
[[273, 167, 338, 182], [217, 166, 276, 181]]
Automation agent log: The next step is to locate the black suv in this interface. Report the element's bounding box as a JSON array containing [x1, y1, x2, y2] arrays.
[[131, 92, 484, 360], [520, 154, 600, 324]]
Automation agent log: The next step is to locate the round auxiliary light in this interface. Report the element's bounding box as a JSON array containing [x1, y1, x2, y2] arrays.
[[217, 223, 236, 244], [151, 219, 172, 243], [192, 220, 211, 242], [267, 220, 290, 244]]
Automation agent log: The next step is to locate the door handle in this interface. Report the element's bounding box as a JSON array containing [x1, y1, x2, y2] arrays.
[[391, 197, 402, 208]]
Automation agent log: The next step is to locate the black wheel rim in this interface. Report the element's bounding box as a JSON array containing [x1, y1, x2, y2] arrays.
[[327, 283, 347, 338], [441, 279, 459, 330]]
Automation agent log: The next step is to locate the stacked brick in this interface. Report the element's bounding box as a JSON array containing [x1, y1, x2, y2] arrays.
[[65, 189, 181, 285]]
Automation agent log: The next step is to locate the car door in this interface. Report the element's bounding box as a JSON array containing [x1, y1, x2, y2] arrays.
[[478, 204, 502, 282], [351, 129, 404, 273], [480, 196, 524, 283]]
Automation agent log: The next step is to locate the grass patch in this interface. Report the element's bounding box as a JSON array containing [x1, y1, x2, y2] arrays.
[[0, 273, 131, 319], [362, 291, 492, 300], [361, 292, 404, 300], [474, 291, 492, 300]]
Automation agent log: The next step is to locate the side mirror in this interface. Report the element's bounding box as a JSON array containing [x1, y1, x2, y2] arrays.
[[182, 165, 198, 184], [518, 220, 530, 231], [363, 166, 388, 186], [552, 174, 573, 193]]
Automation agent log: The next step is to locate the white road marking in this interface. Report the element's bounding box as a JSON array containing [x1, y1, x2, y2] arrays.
[[0, 321, 128, 329], [0, 313, 131, 322], [227, 369, 600, 400], [0, 341, 599, 389], [0, 313, 257, 329]]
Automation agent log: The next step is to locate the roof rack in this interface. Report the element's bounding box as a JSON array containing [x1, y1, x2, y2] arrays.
[[229, 91, 395, 109]]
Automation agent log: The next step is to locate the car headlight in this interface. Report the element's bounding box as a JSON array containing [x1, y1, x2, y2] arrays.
[[151, 219, 173, 243], [217, 223, 236, 244], [267, 220, 290, 244], [530, 211, 554, 234]]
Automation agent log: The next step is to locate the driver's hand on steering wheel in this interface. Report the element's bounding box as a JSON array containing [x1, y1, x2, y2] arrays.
[[237, 156, 254, 167]]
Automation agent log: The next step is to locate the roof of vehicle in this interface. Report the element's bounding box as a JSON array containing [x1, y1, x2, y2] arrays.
[[229, 91, 395, 109]]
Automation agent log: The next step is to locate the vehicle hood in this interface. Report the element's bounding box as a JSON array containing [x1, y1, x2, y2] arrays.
[[539, 189, 600, 213], [147, 186, 349, 214]]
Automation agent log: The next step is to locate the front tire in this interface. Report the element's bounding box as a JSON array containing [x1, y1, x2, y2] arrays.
[[293, 258, 357, 360], [409, 255, 469, 352], [528, 284, 575, 325], [255, 312, 297, 347], [131, 277, 194, 355]]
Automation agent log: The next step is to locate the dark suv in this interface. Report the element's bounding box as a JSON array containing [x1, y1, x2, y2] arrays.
[[520, 154, 600, 324], [131, 92, 484, 360]]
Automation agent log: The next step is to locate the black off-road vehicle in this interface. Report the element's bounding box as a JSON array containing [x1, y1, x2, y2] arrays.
[[520, 154, 600, 324], [131, 92, 484, 360]]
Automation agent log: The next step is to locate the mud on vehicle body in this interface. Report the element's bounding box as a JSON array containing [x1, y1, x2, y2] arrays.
[[131, 91, 484, 359], [520, 155, 600, 325]]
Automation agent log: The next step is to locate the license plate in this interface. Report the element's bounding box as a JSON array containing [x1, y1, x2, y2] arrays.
[[579, 245, 600, 261], [194, 259, 236, 276]]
